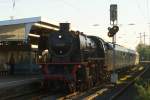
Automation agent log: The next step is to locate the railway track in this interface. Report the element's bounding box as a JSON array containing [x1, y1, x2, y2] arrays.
[[18, 80, 105, 100], [89, 65, 148, 100], [10, 88, 68, 100], [71, 65, 148, 100], [8, 65, 147, 100], [110, 65, 149, 100]]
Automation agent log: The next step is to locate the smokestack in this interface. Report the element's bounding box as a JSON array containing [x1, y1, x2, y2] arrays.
[[59, 23, 70, 32]]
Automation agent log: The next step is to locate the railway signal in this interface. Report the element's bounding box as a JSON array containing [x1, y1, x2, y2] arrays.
[[109, 4, 118, 83], [110, 4, 117, 25], [108, 26, 119, 37]]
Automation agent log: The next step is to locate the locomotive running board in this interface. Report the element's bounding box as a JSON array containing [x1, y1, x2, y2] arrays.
[[88, 57, 104, 61], [38, 62, 84, 65]]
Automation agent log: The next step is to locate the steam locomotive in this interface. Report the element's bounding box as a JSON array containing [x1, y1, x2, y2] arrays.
[[39, 23, 139, 92]]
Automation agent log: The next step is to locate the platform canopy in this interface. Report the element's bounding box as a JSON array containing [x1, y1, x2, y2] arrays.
[[0, 17, 59, 42]]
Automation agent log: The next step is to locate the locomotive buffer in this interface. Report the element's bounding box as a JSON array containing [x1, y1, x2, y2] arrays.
[[109, 4, 119, 83]]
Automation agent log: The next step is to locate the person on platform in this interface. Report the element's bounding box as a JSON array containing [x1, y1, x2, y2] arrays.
[[9, 53, 15, 75]]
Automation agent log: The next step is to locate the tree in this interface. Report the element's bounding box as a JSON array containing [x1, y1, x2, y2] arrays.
[[136, 44, 150, 61]]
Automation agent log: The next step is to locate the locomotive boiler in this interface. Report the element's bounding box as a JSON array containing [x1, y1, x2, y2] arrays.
[[39, 23, 139, 92]]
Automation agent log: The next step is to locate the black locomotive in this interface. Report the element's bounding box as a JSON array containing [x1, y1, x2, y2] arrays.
[[39, 23, 139, 92]]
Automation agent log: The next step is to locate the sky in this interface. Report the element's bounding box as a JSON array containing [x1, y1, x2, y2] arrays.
[[0, 0, 150, 50]]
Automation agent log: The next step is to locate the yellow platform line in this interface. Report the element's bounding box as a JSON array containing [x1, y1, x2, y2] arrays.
[[57, 92, 78, 100], [138, 66, 144, 71], [83, 88, 108, 100], [131, 67, 138, 71], [120, 75, 131, 81]]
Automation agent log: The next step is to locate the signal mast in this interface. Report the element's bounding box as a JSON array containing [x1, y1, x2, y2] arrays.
[[109, 4, 119, 83]]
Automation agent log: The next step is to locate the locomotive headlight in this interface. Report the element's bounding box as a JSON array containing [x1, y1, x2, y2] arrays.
[[58, 35, 62, 39], [60, 50, 63, 54]]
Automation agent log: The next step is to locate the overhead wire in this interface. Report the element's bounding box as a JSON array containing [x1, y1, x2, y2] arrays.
[[146, 0, 150, 45], [58, 0, 80, 12], [146, 0, 150, 21], [11, 0, 16, 19], [134, 0, 147, 20], [131, 0, 148, 40], [135, 0, 150, 45]]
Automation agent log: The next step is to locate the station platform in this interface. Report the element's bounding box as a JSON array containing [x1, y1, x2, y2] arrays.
[[0, 75, 43, 87], [0, 75, 43, 100]]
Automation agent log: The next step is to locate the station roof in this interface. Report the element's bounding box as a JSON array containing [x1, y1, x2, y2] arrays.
[[0, 17, 59, 41]]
